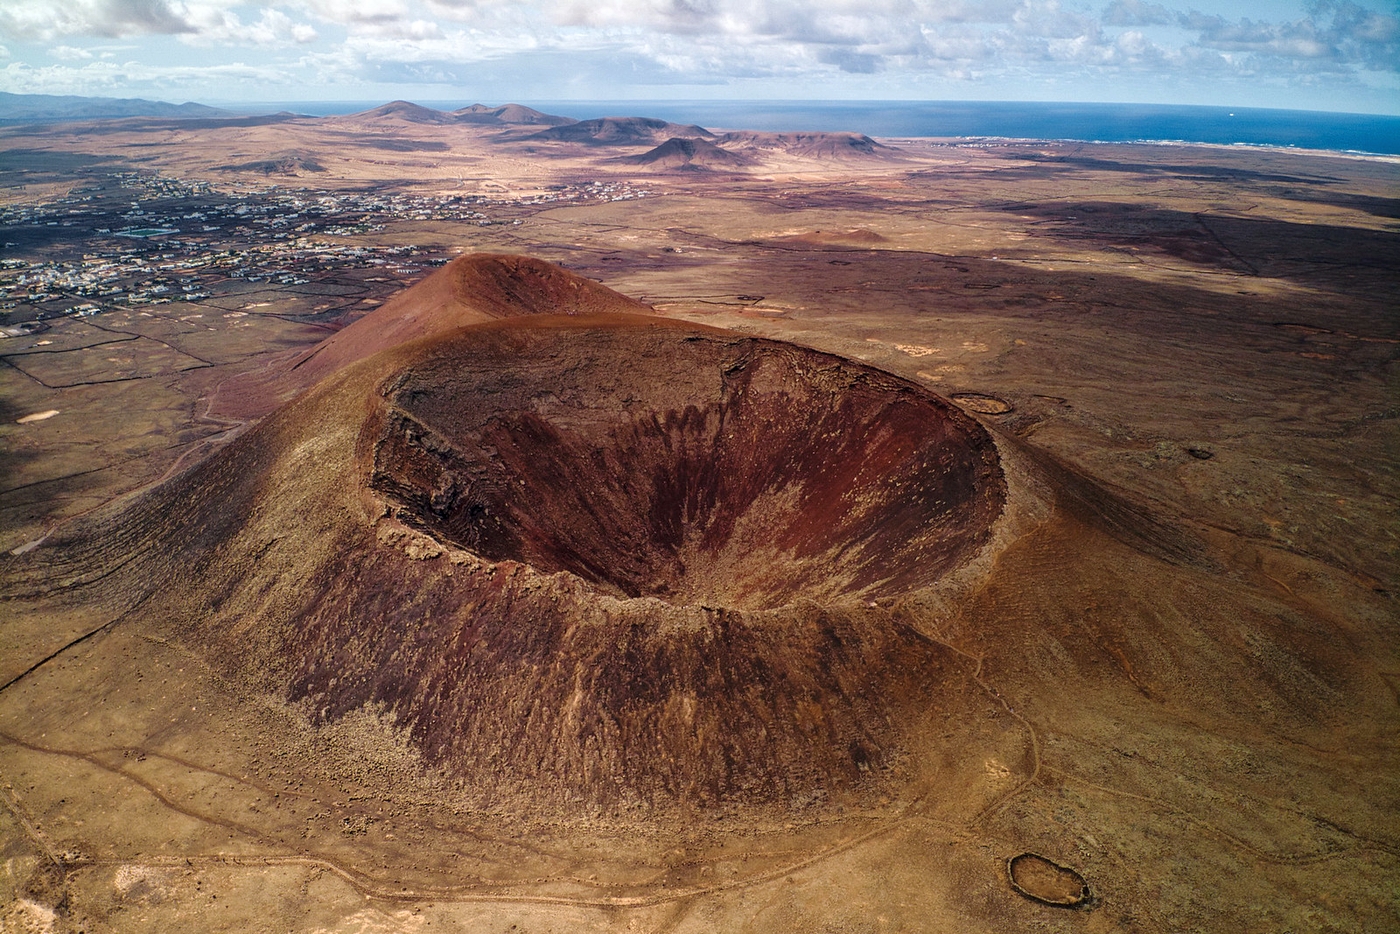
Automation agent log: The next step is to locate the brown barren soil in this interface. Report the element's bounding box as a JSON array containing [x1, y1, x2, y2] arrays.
[[0, 107, 1397, 933]]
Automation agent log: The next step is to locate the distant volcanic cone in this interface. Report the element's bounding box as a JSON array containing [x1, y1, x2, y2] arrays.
[[527, 116, 713, 146], [620, 137, 754, 171], [717, 130, 894, 160], [20, 256, 1007, 816]]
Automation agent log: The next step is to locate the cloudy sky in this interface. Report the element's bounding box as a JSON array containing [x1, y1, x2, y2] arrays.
[[0, 0, 1395, 113]]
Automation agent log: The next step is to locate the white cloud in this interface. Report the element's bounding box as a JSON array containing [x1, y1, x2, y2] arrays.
[[1, 1, 324, 45], [0, 0, 195, 41], [1103, 0, 1176, 27], [1099, 1, 1400, 72], [2, 0, 1394, 79], [0, 0, 1394, 106], [0, 56, 297, 95], [49, 44, 96, 59], [176, 7, 319, 46], [300, 0, 409, 27]]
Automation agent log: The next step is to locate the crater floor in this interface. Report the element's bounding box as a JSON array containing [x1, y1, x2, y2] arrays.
[[372, 319, 1004, 610]]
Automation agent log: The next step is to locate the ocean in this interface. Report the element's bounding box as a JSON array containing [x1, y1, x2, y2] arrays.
[[531, 101, 1400, 155], [261, 99, 1400, 156]]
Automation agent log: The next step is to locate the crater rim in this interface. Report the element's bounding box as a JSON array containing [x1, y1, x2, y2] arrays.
[[368, 319, 1008, 612]]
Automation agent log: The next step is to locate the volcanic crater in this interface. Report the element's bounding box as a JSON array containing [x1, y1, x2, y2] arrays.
[[370, 321, 1005, 611], [278, 316, 1005, 810], [17, 258, 1013, 815]]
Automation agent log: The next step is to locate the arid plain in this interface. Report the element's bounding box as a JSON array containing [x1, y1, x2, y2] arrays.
[[0, 103, 1397, 933]]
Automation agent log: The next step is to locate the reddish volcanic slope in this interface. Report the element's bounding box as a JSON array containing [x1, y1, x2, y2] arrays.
[[292, 253, 653, 380], [16, 265, 1008, 813], [218, 253, 653, 416]]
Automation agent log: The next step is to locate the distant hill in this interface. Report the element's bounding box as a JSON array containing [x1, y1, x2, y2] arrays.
[[718, 131, 893, 160], [344, 100, 460, 125], [620, 137, 754, 171], [454, 103, 575, 126], [0, 91, 230, 124], [528, 116, 713, 146], [336, 100, 576, 128]]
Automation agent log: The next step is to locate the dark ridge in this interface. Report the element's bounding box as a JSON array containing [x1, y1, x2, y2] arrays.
[[0, 90, 231, 124], [220, 151, 326, 174], [70, 112, 309, 133], [364, 138, 451, 152], [1006, 152, 1342, 185], [1009, 436, 1207, 568]]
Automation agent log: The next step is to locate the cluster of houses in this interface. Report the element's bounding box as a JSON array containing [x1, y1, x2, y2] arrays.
[[0, 168, 656, 332]]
